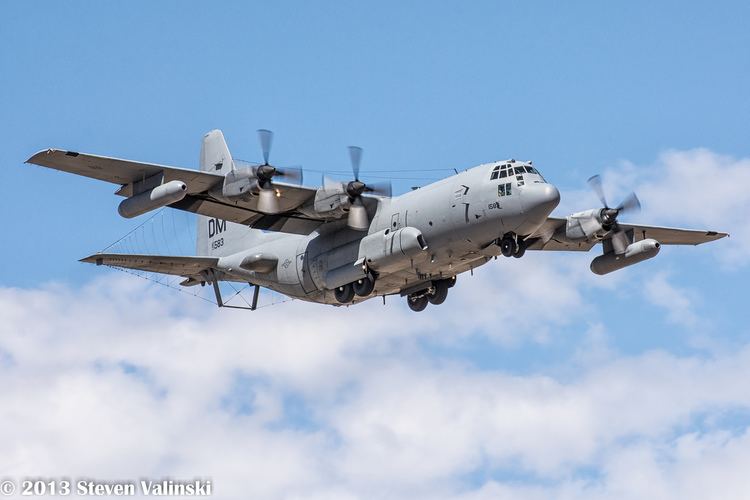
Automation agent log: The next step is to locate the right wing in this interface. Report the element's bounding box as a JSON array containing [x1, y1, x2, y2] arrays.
[[27, 149, 329, 235]]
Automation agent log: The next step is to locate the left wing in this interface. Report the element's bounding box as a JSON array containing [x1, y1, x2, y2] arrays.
[[526, 217, 728, 251], [27, 149, 326, 235]]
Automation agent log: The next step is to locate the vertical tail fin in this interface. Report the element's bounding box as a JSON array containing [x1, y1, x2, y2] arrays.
[[197, 130, 234, 256], [195, 130, 270, 257]]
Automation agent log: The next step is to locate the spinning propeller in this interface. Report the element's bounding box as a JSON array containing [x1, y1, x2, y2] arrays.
[[343, 146, 391, 231], [587, 174, 641, 252], [253, 129, 303, 214]]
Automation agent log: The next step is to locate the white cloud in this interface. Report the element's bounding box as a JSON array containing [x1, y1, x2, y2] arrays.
[[644, 272, 701, 327], [1, 272, 749, 499]]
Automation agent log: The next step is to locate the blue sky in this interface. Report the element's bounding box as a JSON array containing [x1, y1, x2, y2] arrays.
[[2, 2, 750, 499]]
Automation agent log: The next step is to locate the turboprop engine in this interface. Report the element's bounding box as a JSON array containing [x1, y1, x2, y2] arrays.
[[590, 238, 661, 275], [118, 180, 187, 218]]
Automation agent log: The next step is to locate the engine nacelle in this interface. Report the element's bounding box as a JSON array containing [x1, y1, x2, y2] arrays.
[[118, 180, 187, 218], [312, 186, 349, 218], [566, 209, 606, 240], [358, 226, 428, 273], [590, 238, 661, 275]]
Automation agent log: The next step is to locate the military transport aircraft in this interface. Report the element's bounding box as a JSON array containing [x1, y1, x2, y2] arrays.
[[26, 129, 727, 312]]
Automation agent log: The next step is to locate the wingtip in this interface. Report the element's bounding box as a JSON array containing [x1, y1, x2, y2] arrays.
[[79, 254, 103, 265], [25, 148, 61, 165]]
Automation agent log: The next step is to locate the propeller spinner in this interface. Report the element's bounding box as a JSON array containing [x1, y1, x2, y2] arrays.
[[587, 174, 642, 253], [253, 129, 303, 214]]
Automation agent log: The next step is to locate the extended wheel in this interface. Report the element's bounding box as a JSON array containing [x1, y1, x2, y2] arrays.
[[427, 280, 450, 305], [353, 274, 375, 297], [407, 294, 428, 312], [500, 236, 517, 257], [513, 241, 526, 258], [334, 283, 355, 303]]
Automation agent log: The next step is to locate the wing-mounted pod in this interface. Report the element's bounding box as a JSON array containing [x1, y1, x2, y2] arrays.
[[591, 238, 661, 275], [118, 177, 187, 218]]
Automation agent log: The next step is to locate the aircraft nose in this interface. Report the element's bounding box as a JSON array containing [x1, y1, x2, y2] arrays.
[[523, 183, 560, 216]]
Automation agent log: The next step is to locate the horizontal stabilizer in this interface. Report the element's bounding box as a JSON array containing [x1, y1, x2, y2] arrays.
[[80, 253, 218, 278]]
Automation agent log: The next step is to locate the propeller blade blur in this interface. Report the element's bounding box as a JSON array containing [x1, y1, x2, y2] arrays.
[[257, 129, 273, 165], [617, 192, 641, 215], [364, 180, 392, 197], [348, 146, 362, 181], [587, 174, 609, 208], [275, 165, 303, 185]]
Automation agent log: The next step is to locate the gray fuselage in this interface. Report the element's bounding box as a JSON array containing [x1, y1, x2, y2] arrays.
[[209, 160, 560, 305]]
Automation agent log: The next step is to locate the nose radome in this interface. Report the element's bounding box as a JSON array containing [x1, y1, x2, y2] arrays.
[[524, 183, 560, 215]]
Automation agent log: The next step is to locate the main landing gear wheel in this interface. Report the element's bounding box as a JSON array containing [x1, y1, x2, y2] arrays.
[[407, 294, 429, 312], [500, 236, 517, 257], [334, 283, 355, 303], [427, 279, 450, 305], [353, 273, 376, 297], [513, 241, 527, 258]]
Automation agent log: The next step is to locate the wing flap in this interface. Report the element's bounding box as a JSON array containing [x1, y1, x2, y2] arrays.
[[80, 253, 218, 277]]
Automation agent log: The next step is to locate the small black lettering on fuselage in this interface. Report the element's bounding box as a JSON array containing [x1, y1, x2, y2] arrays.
[[487, 201, 501, 210], [208, 218, 227, 238]]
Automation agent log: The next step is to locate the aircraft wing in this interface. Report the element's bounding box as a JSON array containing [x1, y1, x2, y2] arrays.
[[526, 217, 728, 251], [26, 149, 222, 194], [26, 149, 325, 235], [80, 253, 218, 279]]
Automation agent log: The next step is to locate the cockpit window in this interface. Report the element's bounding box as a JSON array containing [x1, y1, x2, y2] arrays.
[[514, 167, 525, 175]]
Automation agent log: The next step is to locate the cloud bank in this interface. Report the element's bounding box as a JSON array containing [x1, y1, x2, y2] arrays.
[[1, 148, 747, 499]]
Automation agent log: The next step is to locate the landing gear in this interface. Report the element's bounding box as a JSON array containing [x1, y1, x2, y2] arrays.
[[407, 294, 429, 312], [353, 273, 376, 297], [427, 279, 450, 305], [334, 283, 355, 303], [500, 233, 526, 258], [406, 277, 455, 311], [500, 235, 517, 257]]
